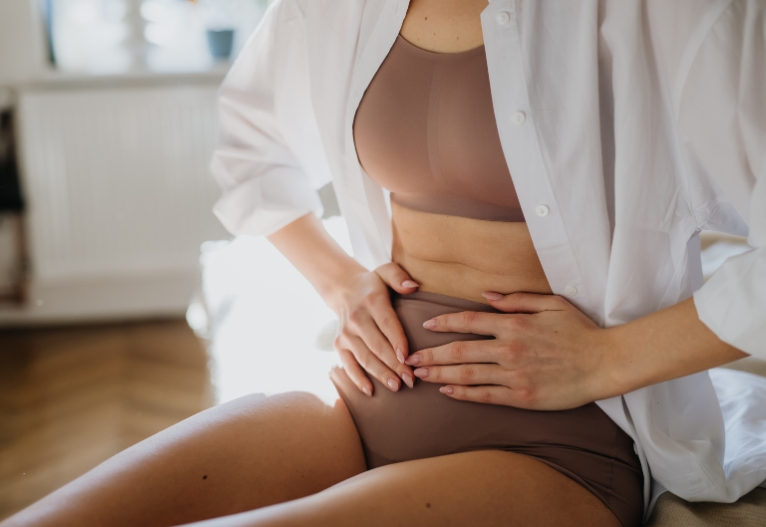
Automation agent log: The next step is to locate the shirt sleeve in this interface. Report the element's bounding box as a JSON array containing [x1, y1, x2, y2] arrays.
[[210, 0, 325, 237], [683, 0, 766, 358]]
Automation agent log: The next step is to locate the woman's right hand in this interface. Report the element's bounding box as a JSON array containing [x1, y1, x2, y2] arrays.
[[329, 262, 419, 396], [266, 213, 418, 397]]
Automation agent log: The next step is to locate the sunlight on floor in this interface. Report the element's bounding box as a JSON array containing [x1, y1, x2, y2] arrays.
[[193, 217, 352, 405]]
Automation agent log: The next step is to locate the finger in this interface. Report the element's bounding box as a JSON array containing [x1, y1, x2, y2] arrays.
[[480, 291, 570, 313], [354, 312, 414, 386], [368, 294, 410, 363], [375, 262, 419, 294], [406, 339, 503, 367], [337, 349, 373, 396], [422, 311, 516, 336], [412, 364, 504, 385], [345, 334, 403, 392], [439, 384, 517, 406]]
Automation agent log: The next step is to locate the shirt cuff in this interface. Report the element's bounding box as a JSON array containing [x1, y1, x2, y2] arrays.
[[693, 246, 766, 360]]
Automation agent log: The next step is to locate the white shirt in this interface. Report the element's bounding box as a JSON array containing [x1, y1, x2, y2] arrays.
[[210, 0, 766, 518]]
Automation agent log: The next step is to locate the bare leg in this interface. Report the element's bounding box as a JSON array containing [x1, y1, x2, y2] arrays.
[[1, 392, 366, 527], [181, 451, 624, 527]]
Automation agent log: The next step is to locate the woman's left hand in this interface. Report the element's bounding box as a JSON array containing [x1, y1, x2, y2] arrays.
[[405, 292, 618, 411]]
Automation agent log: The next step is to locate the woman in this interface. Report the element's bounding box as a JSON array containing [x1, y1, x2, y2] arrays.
[[4, 0, 766, 526]]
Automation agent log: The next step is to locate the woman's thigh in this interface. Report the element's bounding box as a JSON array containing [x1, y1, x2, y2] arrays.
[[2, 391, 367, 527], [184, 450, 624, 527]]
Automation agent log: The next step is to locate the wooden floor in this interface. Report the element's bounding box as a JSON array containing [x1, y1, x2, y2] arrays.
[[0, 319, 214, 521]]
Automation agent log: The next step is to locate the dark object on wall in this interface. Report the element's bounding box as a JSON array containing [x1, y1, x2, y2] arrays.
[[206, 29, 235, 60], [0, 109, 28, 306], [0, 110, 24, 212]]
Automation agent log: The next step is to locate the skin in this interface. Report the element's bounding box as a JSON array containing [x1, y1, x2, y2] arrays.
[[1, 0, 748, 525], [391, 201, 552, 304]]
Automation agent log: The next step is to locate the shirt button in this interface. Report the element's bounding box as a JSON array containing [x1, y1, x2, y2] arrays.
[[535, 204, 549, 217], [511, 111, 526, 125], [564, 285, 578, 297], [496, 11, 511, 25]]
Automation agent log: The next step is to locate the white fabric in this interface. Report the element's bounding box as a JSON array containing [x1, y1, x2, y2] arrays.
[[210, 0, 766, 520]]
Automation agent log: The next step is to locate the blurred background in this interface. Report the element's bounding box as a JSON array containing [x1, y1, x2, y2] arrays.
[[0, 0, 753, 522], [0, 0, 349, 519]]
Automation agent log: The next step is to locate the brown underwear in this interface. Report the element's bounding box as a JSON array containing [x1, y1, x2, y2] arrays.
[[331, 290, 643, 527]]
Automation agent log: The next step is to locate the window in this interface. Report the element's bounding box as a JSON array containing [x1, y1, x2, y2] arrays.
[[45, 0, 268, 75]]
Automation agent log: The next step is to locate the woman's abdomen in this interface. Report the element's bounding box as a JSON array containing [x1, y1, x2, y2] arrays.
[[391, 201, 552, 304]]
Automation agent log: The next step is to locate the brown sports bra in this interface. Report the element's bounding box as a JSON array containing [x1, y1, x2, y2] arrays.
[[353, 35, 524, 222]]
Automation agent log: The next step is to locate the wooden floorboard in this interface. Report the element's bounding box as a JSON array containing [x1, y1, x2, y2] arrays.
[[0, 319, 214, 520]]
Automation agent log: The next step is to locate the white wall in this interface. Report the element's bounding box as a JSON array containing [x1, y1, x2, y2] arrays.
[[0, 0, 47, 86]]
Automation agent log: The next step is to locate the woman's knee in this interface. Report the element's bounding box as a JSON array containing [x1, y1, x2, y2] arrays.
[[158, 390, 343, 441]]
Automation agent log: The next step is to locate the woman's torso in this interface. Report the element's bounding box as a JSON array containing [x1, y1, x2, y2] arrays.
[[354, 4, 551, 304]]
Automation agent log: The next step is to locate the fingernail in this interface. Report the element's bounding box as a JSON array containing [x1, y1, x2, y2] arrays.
[[481, 291, 504, 301], [422, 319, 436, 329], [401, 280, 419, 288], [413, 368, 429, 379], [405, 354, 421, 366], [387, 378, 399, 391], [440, 386, 454, 395], [363, 386, 372, 397], [395, 347, 405, 364], [401, 372, 414, 389]]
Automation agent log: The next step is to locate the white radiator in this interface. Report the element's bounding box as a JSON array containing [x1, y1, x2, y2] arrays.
[[0, 83, 229, 324]]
